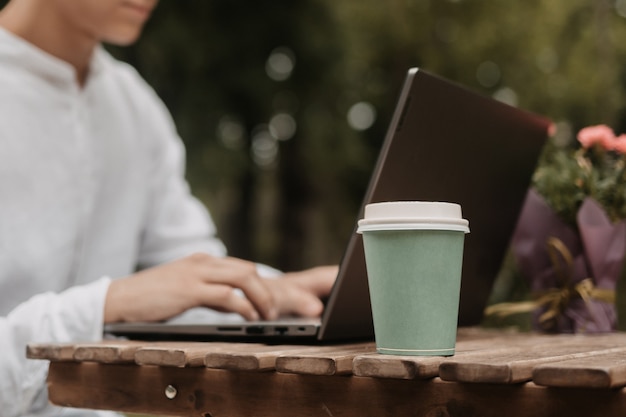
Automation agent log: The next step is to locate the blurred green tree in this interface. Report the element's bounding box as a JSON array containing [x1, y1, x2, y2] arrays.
[[3, 0, 626, 275], [109, 0, 365, 270]]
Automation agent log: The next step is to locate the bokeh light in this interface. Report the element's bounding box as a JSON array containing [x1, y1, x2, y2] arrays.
[[476, 61, 501, 88], [269, 113, 297, 141], [492, 87, 518, 107], [216, 116, 246, 150], [347, 101, 376, 131], [266, 47, 296, 81], [552, 120, 574, 147], [535, 47, 559, 74], [251, 125, 279, 167]]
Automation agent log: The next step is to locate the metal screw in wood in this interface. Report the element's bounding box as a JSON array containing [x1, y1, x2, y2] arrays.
[[165, 384, 177, 399]]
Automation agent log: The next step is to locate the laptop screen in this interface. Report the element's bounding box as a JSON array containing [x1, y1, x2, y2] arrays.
[[319, 68, 550, 340]]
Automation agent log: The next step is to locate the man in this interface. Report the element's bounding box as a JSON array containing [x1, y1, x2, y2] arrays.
[[0, 1, 336, 415]]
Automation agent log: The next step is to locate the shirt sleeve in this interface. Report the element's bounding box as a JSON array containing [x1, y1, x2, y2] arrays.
[[0, 277, 110, 417]]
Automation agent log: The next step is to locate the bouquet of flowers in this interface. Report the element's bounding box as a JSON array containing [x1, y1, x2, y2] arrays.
[[535, 125, 626, 225], [487, 125, 626, 333]]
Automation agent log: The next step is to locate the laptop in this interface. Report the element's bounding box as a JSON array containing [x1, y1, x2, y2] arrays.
[[104, 68, 551, 342]]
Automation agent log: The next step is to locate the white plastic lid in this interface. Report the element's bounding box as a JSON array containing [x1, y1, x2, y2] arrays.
[[357, 201, 470, 233]]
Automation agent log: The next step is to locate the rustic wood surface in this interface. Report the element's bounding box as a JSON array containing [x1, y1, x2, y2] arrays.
[[46, 361, 626, 417], [439, 333, 626, 384], [29, 328, 626, 417]]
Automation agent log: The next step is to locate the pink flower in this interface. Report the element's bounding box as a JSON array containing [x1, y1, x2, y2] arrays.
[[577, 124, 616, 150], [613, 134, 626, 154], [548, 123, 557, 137]]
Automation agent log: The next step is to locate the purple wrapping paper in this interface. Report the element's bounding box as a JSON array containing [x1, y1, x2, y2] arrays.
[[511, 188, 626, 333]]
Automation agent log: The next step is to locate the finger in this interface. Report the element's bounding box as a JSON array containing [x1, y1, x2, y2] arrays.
[[189, 254, 277, 320], [196, 284, 261, 321], [283, 265, 339, 297], [279, 286, 325, 318]]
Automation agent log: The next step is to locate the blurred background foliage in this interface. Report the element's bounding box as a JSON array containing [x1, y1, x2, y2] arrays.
[[4, 0, 626, 297], [104, 0, 626, 274]]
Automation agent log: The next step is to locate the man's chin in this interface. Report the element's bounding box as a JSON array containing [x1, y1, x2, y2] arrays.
[[103, 27, 144, 47]]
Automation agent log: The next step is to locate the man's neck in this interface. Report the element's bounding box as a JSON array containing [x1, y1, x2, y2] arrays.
[[0, 0, 96, 86]]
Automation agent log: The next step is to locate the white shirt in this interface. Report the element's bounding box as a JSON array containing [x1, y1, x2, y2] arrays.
[[0, 27, 228, 416]]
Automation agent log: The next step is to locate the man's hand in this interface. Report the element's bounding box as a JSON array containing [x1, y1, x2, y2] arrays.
[[104, 253, 337, 324], [264, 266, 338, 318]]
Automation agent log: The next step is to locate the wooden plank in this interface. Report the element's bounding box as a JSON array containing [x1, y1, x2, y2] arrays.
[[26, 343, 77, 361], [353, 353, 443, 379], [275, 343, 376, 375], [46, 361, 626, 417], [352, 331, 538, 379], [533, 350, 626, 388], [72, 340, 145, 363], [134, 342, 246, 367], [27, 340, 143, 363], [439, 336, 626, 384], [204, 343, 335, 371]]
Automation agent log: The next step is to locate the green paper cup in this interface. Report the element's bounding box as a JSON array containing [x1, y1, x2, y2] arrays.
[[357, 201, 469, 356]]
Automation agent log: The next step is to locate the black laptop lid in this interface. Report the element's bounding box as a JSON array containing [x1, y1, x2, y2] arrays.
[[319, 68, 551, 340]]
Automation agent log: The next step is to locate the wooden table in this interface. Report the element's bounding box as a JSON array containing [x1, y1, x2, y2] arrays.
[[28, 328, 626, 416]]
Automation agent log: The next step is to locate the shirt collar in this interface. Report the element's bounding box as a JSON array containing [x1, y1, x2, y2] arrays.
[[0, 26, 107, 89]]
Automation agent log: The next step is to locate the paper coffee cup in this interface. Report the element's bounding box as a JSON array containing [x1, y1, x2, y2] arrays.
[[357, 201, 469, 356]]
